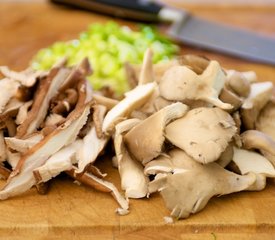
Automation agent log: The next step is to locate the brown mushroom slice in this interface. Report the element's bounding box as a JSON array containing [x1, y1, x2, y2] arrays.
[[5, 133, 44, 153], [0, 78, 20, 114], [240, 81, 273, 130], [226, 70, 251, 98], [114, 119, 149, 198], [33, 140, 82, 183], [165, 107, 237, 164], [0, 66, 47, 87], [0, 103, 90, 200], [0, 131, 6, 162], [159, 66, 232, 110], [2, 98, 24, 117], [138, 48, 154, 85], [15, 100, 33, 125], [147, 149, 256, 219], [256, 102, 275, 141], [124, 102, 189, 165], [232, 147, 275, 190], [75, 124, 109, 174], [241, 130, 275, 166], [92, 104, 107, 139], [66, 166, 129, 215], [102, 82, 156, 135], [16, 67, 72, 138]]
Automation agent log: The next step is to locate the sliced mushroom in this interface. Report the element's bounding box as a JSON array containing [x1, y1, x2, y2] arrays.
[[66, 166, 129, 215], [165, 107, 237, 164], [15, 100, 33, 125], [92, 104, 107, 139], [0, 78, 20, 114], [44, 113, 65, 127], [256, 101, 275, 141], [5, 133, 44, 153], [159, 65, 232, 110], [16, 67, 72, 138], [0, 103, 90, 200], [114, 118, 149, 198], [0, 66, 47, 87], [0, 164, 11, 180], [138, 48, 154, 85], [178, 54, 209, 74], [124, 102, 189, 165], [147, 148, 256, 219], [92, 94, 118, 110], [232, 147, 275, 190], [33, 140, 82, 183], [240, 81, 273, 130], [75, 124, 109, 174], [0, 131, 6, 162], [226, 70, 251, 98], [241, 130, 275, 166], [102, 82, 156, 135]]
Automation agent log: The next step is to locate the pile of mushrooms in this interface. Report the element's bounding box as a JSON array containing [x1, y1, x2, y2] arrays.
[[1, 49, 275, 221]]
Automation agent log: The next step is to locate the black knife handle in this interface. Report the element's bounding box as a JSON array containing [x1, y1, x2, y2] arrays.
[[50, 0, 163, 22]]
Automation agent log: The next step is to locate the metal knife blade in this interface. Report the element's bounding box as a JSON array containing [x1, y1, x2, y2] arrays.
[[50, 0, 275, 65]]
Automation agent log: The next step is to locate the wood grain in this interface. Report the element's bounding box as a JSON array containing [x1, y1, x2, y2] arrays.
[[1, 1, 275, 239]]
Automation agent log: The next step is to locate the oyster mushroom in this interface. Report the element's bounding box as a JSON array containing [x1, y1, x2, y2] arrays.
[[146, 148, 256, 219], [178, 54, 209, 74], [256, 101, 275, 141], [114, 118, 149, 198], [124, 102, 189, 165], [232, 147, 275, 190], [102, 82, 156, 135], [219, 86, 243, 112], [226, 70, 251, 98], [0, 103, 91, 200], [159, 65, 232, 110], [241, 130, 275, 166], [138, 48, 154, 85], [165, 107, 237, 164], [240, 81, 273, 130]]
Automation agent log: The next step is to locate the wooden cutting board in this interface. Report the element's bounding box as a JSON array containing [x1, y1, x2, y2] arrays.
[[1, 1, 275, 239]]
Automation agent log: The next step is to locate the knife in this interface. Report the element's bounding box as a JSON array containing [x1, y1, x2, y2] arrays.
[[50, 0, 275, 65]]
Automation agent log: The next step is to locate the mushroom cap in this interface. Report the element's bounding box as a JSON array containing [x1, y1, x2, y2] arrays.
[[165, 107, 237, 164], [124, 102, 189, 164]]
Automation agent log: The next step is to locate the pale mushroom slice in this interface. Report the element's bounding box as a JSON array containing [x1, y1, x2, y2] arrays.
[[165, 107, 237, 164], [6, 149, 21, 170], [5, 133, 44, 154], [102, 82, 156, 135], [0, 103, 90, 200], [159, 66, 232, 110], [0, 78, 20, 114], [147, 148, 256, 219], [256, 101, 275, 141], [66, 166, 129, 215], [241, 130, 275, 166], [124, 102, 189, 165], [75, 124, 109, 174], [16, 67, 72, 138], [44, 113, 65, 127], [232, 147, 275, 190], [33, 140, 82, 183], [240, 81, 273, 130], [15, 100, 33, 125], [114, 118, 149, 198], [0, 66, 48, 87], [138, 48, 154, 85], [2, 98, 24, 117], [200, 60, 226, 95], [0, 131, 6, 162]]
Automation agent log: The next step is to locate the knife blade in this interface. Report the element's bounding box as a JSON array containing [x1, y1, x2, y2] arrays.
[[50, 0, 275, 65]]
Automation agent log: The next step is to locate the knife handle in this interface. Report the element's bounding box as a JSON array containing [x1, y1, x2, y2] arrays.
[[50, 0, 164, 22]]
